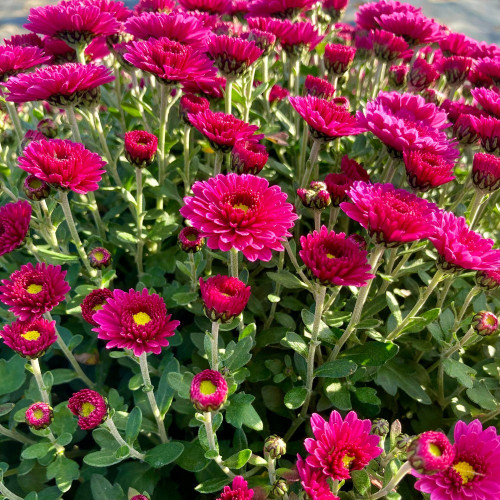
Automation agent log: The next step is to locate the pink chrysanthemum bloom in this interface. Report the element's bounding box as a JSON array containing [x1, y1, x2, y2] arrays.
[[324, 43, 356, 76], [81, 288, 113, 327], [4, 62, 114, 107], [296, 455, 340, 500], [441, 56, 473, 86], [25, 402, 53, 430], [269, 84, 290, 104], [130, 496, 148, 500], [248, 0, 316, 19], [190, 369, 228, 411], [24, 0, 121, 47], [471, 115, 500, 155], [92, 288, 180, 356], [180, 173, 297, 261], [18, 139, 106, 194], [476, 57, 500, 86], [471, 87, 500, 119], [68, 389, 108, 430], [231, 140, 268, 175], [429, 210, 500, 272], [299, 226, 375, 287], [472, 311, 498, 337], [439, 32, 475, 57], [0, 45, 51, 83], [217, 476, 253, 500], [281, 21, 324, 56], [134, 0, 176, 14], [199, 275, 251, 322], [178, 227, 205, 253], [241, 29, 276, 56], [304, 75, 336, 100], [472, 152, 500, 192], [179, 93, 210, 124], [5, 33, 44, 48], [388, 64, 408, 87], [247, 17, 292, 41], [340, 155, 370, 182], [341, 182, 437, 247], [452, 114, 480, 145], [322, 0, 348, 22], [0, 317, 57, 359], [183, 76, 226, 100], [289, 96, 363, 143], [305, 411, 382, 481], [297, 181, 331, 210], [476, 269, 500, 291], [0, 262, 70, 321], [409, 57, 439, 91], [23, 175, 51, 201], [355, 0, 421, 31], [188, 110, 260, 152], [0, 201, 32, 257], [371, 29, 410, 62], [124, 37, 216, 87], [441, 98, 485, 124], [324, 173, 354, 206], [408, 431, 455, 474], [179, 0, 230, 14], [467, 67, 494, 89], [124, 130, 158, 168], [403, 150, 455, 192], [414, 420, 500, 499], [42, 36, 109, 64]]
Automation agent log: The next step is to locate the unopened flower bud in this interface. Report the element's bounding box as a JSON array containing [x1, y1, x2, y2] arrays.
[[472, 311, 498, 337], [270, 479, 288, 498], [395, 433, 412, 452], [372, 418, 390, 437], [25, 402, 53, 430], [23, 174, 51, 201], [37, 118, 57, 138], [178, 227, 205, 253], [472, 153, 500, 193], [407, 431, 455, 474], [452, 115, 478, 145], [475, 269, 500, 291], [388, 65, 408, 88], [297, 181, 331, 210], [88, 247, 112, 270], [264, 435, 286, 459]]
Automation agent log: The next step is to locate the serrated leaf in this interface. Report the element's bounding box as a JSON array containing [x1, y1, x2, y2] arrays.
[[325, 381, 352, 410], [225, 336, 253, 371], [144, 442, 184, 468], [314, 359, 357, 378], [222, 449, 252, 469], [442, 358, 476, 389], [354, 387, 381, 406], [284, 387, 307, 409]]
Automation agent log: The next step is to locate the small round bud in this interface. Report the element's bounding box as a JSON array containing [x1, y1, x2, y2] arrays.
[[264, 435, 286, 459], [179, 93, 210, 125], [395, 433, 412, 452], [37, 118, 57, 138], [371, 418, 390, 437], [25, 402, 53, 430], [475, 269, 500, 291], [23, 174, 51, 201], [407, 431, 455, 475], [190, 369, 228, 412], [270, 479, 288, 498], [124, 130, 158, 168], [179, 227, 205, 253], [297, 181, 331, 210], [472, 311, 498, 337], [88, 247, 112, 270]]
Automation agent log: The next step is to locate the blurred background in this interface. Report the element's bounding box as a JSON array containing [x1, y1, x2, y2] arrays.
[[0, 0, 499, 43]]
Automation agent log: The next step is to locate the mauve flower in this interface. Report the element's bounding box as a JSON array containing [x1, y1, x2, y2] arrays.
[[289, 96, 363, 143], [134, 0, 176, 14], [248, 0, 316, 18], [247, 17, 292, 41], [231, 140, 268, 175], [441, 56, 473, 86], [81, 288, 113, 326], [471, 87, 500, 119], [324, 43, 356, 76], [304, 75, 336, 100], [408, 431, 455, 474], [180, 173, 297, 261], [190, 369, 228, 412], [68, 389, 108, 430], [178, 227, 205, 253], [472, 311, 498, 337], [0, 45, 51, 83], [414, 420, 500, 499], [476, 269, 500, 291], [269, 83, 290, 104], [18, 139, 106, 194], [472, 152, 500, 192], [241, 29, 276, 56], [281, 21, 324, 56], [0, 262, 70, 321], [305, 411, 382, 481], [341, 182, 437, 247], [124, 130, 158, 168], [471, 115, 500, 155], [297, 181, 331, 210], [297, 455, 340, 500], [403, 150, 455, 192], [409, 57, 439, 91], [0, 317, 57, 359], [179, 93, 210, 124], [0, 201, 32, 257], [439, 32, 475, 57], [5, 33, 44, 48], [4, 63, 114, 107], [199, 275, 251, 323], [179, 0, 231, 14], [429, 210, 500, 272], [93, 288, 180, 356], [388, 64, 408, 87], [371, 29, 410, 62], [476, 57, 500, 86], [217, 476, 253, 500], [25, 402, 53, 430], [23, 175, 51, 201], [183, 76, 226, 100], [299, 226, 374, 287]]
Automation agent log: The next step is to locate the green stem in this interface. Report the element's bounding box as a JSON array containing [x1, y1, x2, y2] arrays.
[[188, 252, 197, 292], [298, 123, 309, 182], [136, 168, 145, 278], [113, 65, 126, 132], [210, 321, 220, 371], [327, 206, 339, 230], [131, 72, 152, 133], [183, 125, 191, 195], [283, 240, 311, 287], [157, 85, 168, 210], [93, 110, 122, 187], [225, 80, 233, 115], [0, 482, 23, 500], [30, 358, 50, 405], [453, 286, 480, 332], [75, 44, 87, 65], [105, 419, 145, 460], [39, 200, 59, 249], [267, 454, 277, 485], [467, 189, 484, 229], [230, 247, 239, 278], [214, 150, 223, 176], [300, 140, 321, 187], [204, 411, 235, 477], [5, 101, 23, 143], [370, 461, 412, 499], [264, 251, 285, 330], [66, 106, 82, 143], [0, 424, 35, 445], [323, 286, 341, 313], [86, 191, 106, 240], [313, 210, 321, 232], [244, 67, 256, 122], [436, 276, 453, 309]]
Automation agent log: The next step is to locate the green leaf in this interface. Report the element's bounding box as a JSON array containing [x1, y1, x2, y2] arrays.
[[56, 433, 73, 447], [167, 372, 193, 399], [177, 440, 210, 472], [325, 381, 352, 410], [125, 407, 142, 444], [172, 291, 198, 306], [302, 309, 337, 343], [281, 332, 308, 358], [238, 323, 256, 341], [442, 358, 476, 389], [267, 271, 307, 289], [144, 442, 184, 468], [400, 308, 441, 334], [35, 247, 79, 264], [352, 469, 371, 495], [226, 393, 263, 431], [90, 474, 126, 500], [222, 449, 252, 469], [314, 359, 357, 378], [386, 292, 402, 324], [341, 342, 399, 366], [83, 450, 124, 467], [0, 403, 15, 417], [284, 387, 308, 409], [21, 442, 53, 460], [225, 336, 253, 371], [46, 455, 79, 493], [0, 355, 26, 396], [466, 381, 497, 410], [115, 445, 131, 459], [354, 387, 381, 406], [156, 358, 179, 417], [195, 477, 231, 494]]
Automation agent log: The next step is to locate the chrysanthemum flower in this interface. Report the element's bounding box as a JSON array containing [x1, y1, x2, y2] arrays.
[[341, 182, 437, 247], [324, 43, 356, 76], [248, 0, 315, 18], [42, 35, 109, 64], [355, 0, 421, 31], [305, 411, 382, 481], [322, 0, 348, 22], [68, 389, 108, 430], [441, 98, 485, 123], [4, 33, 44, 48], [280, 21, 324, 56], [0, 262, 70, 321], [408, 431, 455, 474], [231, 140, 268, 175], [217, 475, 253, 500], [130, 496, 148, 500], [179, 93, 210, 125], [0, 45, 51, 83], [178, 227, 205, 253], [471, 115, 500, 155], [324, 173, 354, 206], [476, 269, 500, 291], [134, 0, 176, 14], [124, 130, 158, 168], [247, 17, 292, 41], [183, 76, 226, 100], [180, 173, 297, 261], [299, 226, 374, 287], [37, 118, 57, 139], [472, 152, 500, 192], [296, 455, 340, 500], [18, 139, 106, 194], [304, 75, 336, 100], [88, 248, 112, 270], [429, 211, 500, 272], [23, 175, 51, 201], [388, 64, 408, 87], [471, 87, 500, 119], [289, 96, 363, 143], [439, 32, 475, 57], [453, 114, 480, 145], [409, 57, 439, 91], [472, 311, 498, 337], [476, 57, 500, 86], [269, 84, 290, 104], [93, 288, 179, 357], [340, 155, 370, 182], [25, 402, 53, 430], [414, 420, 500, 499], [371, 29, 409, 62], [403, 150, 455, 192], [190, 369, 228, 411], [4, 63, 114, 107], [179, 0, 230, 14], [0, 201, 32, 257], [441, 56, 473, 86], [199, 275, 251, 323], [241, 29, 276, 56], [297, 181, 331, 210], [1, 317, 57, 359], [81, 288, 113, 327]]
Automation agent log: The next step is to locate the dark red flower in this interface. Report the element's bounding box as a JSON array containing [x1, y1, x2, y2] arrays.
[[304, 75, 336, 100], [388, 64, 408, 87], [324, 43, 356, 76], [409, 57, 439, 91], [231, 140, 268, 175], [179, 93, 210, 124], [124, 130, 158, 168], [280, 21, 324, 56], [471, 115, 500, 155], [25, 402, 53, 430], [403, 150, 455, 192], [0, 201, 32, 257]]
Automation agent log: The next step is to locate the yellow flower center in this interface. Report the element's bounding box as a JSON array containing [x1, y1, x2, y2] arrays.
[[453, 461, 475, 485], [186, 233, 197, 241], [21, 330, 41, 341], [93, 251, 104, 261], [233, 203, 249, 212], [199, 380, 217, 395], [326, 253, 336, 259], [26, 284, 42, 294], [33, 409, 44, 419], [342, 454, 355, 469], [29, 178, 42, 189], [133, 312, 151, 325], [428, 443, 442, 457], [92, 304, 103, 312], [80, 402, 95, 417]]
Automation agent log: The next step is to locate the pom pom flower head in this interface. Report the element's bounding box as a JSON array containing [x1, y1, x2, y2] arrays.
[[92, 288, 180, 356], [88, 247, 112, 270], [407, 431, 455, 474], [81, 288, 113, 326], [0, 201, 32, 257], [68, 389, 108, 430], [25, 402, 53, 430], [190, 369, 228, 412], [296, 455, 340, 500], [472, 311, 498, 337], [124, 130, 158, 168]]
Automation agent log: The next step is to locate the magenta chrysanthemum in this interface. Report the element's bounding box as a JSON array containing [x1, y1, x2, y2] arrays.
[[68, 389, 108, 430], [81, 288, 113, 327], [472, 152, 500, 192], [471, 87, 500, 119], [241, 29, 276, 56], [324, 43, 356, 76], [299, 226, 375, 287], [124, 130, 158, 168], [428, 210, 500, 272], [296, 455, 340, 500], [190, 369, 228, 412], [130, 496, 148, 500], [247, 17, 292, 41], [231, 140, 268, 175], [408, 431, 455, 474], [25, 402, 53, 430], [476, 57, 500, 86], [297, 181, 331, 210], [199, 275, 251, 322], [341, 182, 437, 247], [280, 21, 324, 56], [269, 84, 290, 103], [217, 476, 254, 500], [324, 173, 354, 206], [304, 75, 336, 100], [23, 175, 51, 201], [0, 317, 57, 359], [135, 0, 176, 14], [4, 63, 114, 106], [409, 57, 439, 91], [441, 56, 473, 86], [179, 93, 210, 124], [179, 0, 230, 14], [388, 64, 408, 87], [183, 76, 226, 99], [18, 139, 106, 194], [0, 45, 51, 83], [180, 173, 297, 261], [376, 11, 443, 45], [178, 227, 205, 253], [0, 262, 70, 321], [340, 155, 370, 182], [439, 32, 476, 57], [355, 0, 421, 31], [4, 33, 44, 48], [304, 411, 382, 481], [88, 248, 112, 270], [403, 150, 455, 192], [0, 201, 32, 257], [476, 269, 500, 291], [471, 115, 500, 155], [414, 420, 500, 499], [371, 29, 410, 62], [248, 0, 316, 18], [472, 311, 499, 337]]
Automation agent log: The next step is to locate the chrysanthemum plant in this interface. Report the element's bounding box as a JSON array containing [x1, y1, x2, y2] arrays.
[[0, 0, 499, 498]]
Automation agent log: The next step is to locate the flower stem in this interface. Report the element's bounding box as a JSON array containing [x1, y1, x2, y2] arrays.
[[225, 80, 233, 115], [230, 247, 239, 278], [0, 481, 23, 500], [188, 252, 197, 292], [264, 251, 285, 329], [203, 411, 234, 477], [183, 124, 191, 195], [300, 140, 321, 187], [327, 206, 339, 230], [283, 240, 311, 287], [214, 150, 223, 176], [131, 72, 151, 132], [113, 65, 126, 132], [244, 67, 256, 122], [467, 189, 484, 229], [313, 210, 321, 232], [139, 352, 168, 443], [297, 122, 309, 182], [30, 358, 50, 405], [267, 454, 277, 485], [39, 200, 59, 249], [369, 461, 412, 499], [0, 424, 34, 445], [135, 168, 145, 278], [105, 419, 145, 460], [5, 101, 23, 144], [75, 44, 87, 65], [453, 285, 480, 332], [66, 106, 82, 143], [210, 322, 220, 371]]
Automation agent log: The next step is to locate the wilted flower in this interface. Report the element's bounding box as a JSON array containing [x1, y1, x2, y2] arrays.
[[190, 369, 228, 412], [25, 402, 53, 430], [68, 389, 108, 430], [0, 201, 32, 257], [408, 431, 455, 474], [81, 288, 113, 326], [472, 311, 498, 337], [124, 130, 158, 168]]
